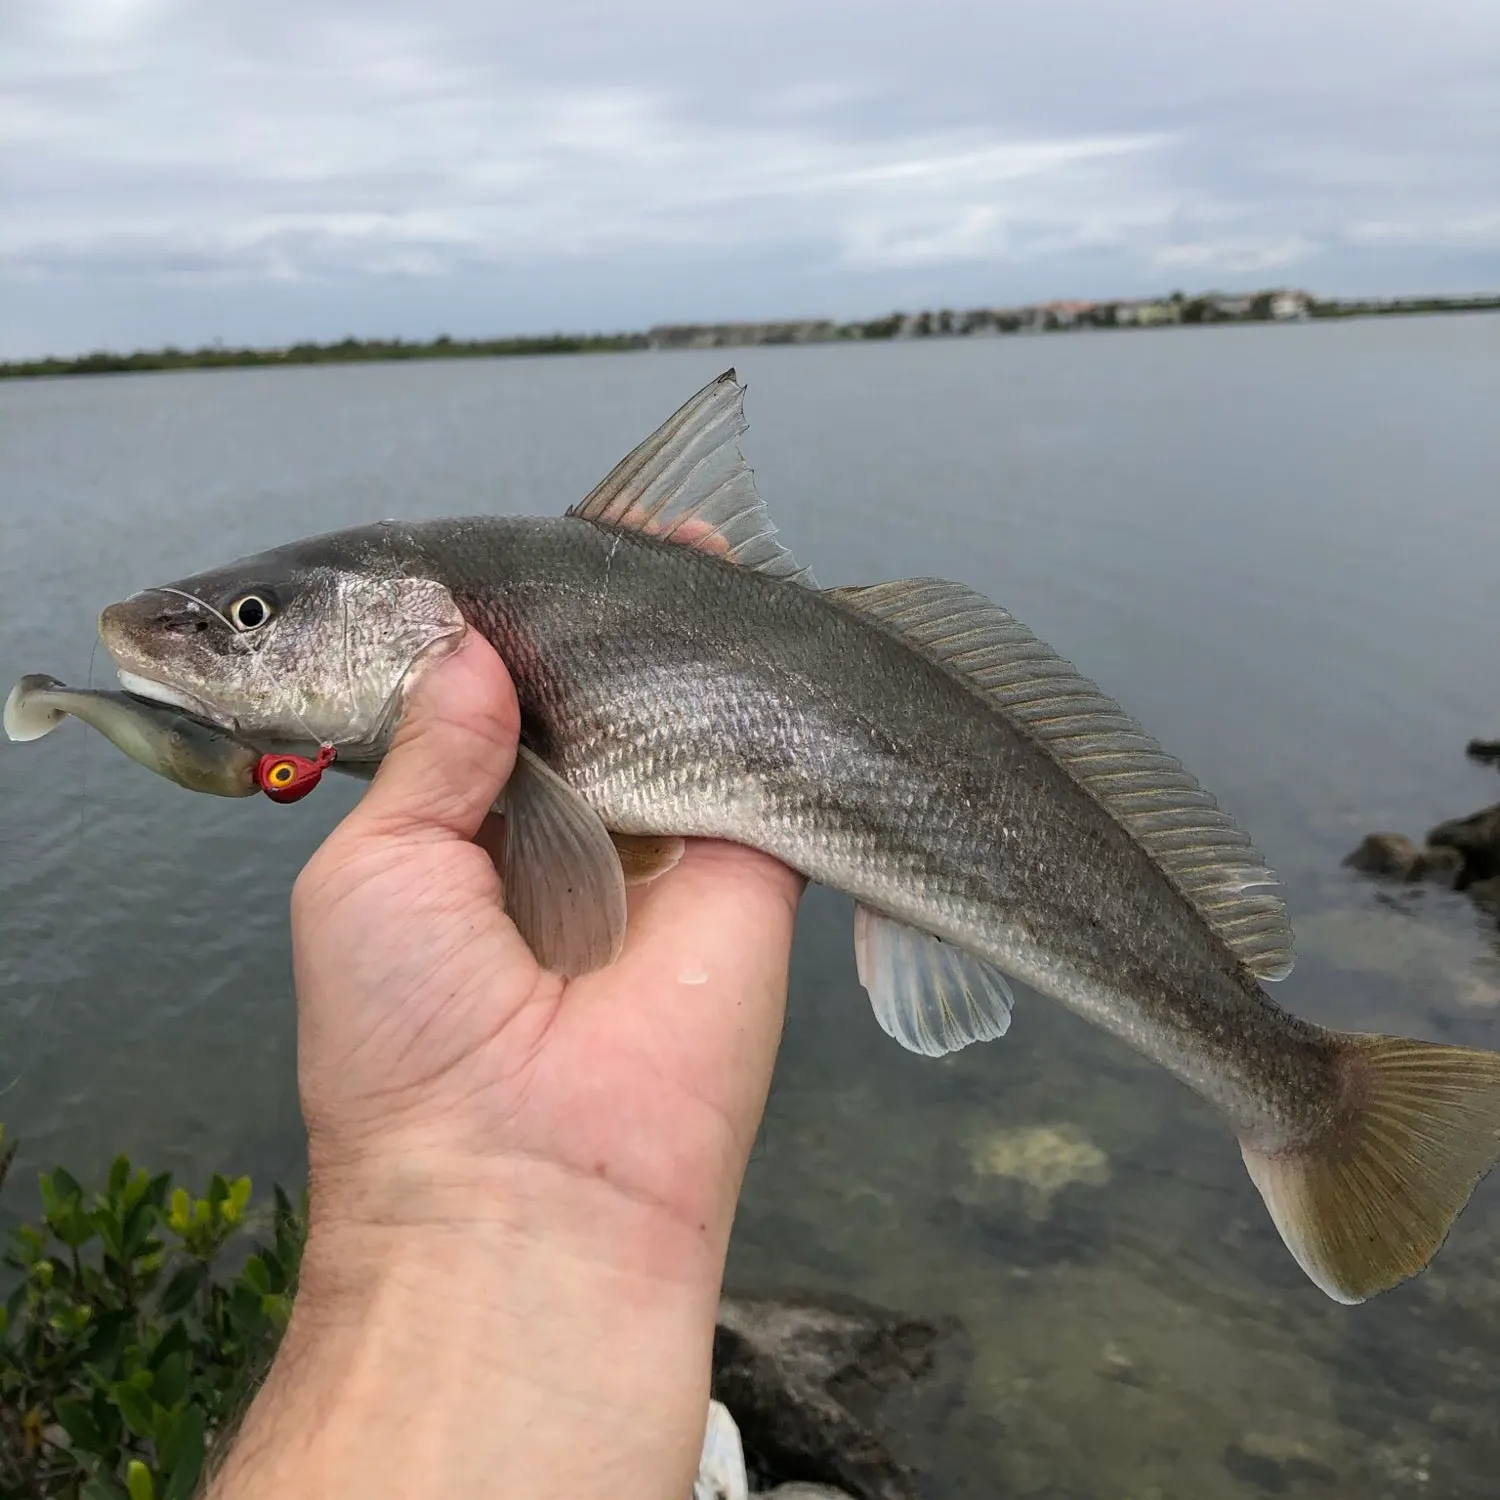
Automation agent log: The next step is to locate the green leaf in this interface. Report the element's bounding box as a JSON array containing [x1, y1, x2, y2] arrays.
[[149, 1318, 190, 1370], [152, 1351, 188, 1409], [157, 1263, 205, 1316], [81, 1479, 128, 1500], [227, 1281, 265, 1332], [122, 1200, 160, 1261], [126, 1459, 156, 1500], [51, 1166, 85, 1200], [159, 1402, 206, 1500], [91, 1387, 123, 1449], [84, 1306, 134, 1368], [144, 1171, 173, 1210], [56, 1395, 109, 1455], [96, 1208, 126, 1261], [109, 1155, 132, 1198], [110, 1378, 157, 1439], [256, 1248, 287, 1292], [239, 1256, 271, 1296]]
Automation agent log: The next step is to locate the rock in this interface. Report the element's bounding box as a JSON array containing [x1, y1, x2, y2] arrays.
[[1466, 738, 1500, 765], [1342, 832, 1423, 878], [1469, 877, 1500, 915], [1224, 1430, 1339, 1490], [1427, 804, 1500, 888], [754, 1488, 859, 1500], [713, 1290, 971, 1500], [694, 1400, 750, 1500], [1413, 844, 1465, 883], [1341, 828, 1474, 893]]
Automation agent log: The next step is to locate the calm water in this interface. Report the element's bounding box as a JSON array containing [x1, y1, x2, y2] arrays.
[[3, 318, 1500, 1497]]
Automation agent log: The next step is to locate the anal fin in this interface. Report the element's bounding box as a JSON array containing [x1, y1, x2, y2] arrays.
[[853, 904, 1015, 1057]]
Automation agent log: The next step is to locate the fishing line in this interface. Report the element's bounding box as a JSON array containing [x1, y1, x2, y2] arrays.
[[153, 584, 324, 748], [0, 641, 103, 1099]]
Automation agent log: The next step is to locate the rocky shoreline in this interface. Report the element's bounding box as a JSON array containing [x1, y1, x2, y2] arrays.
[[696, 1290, 971, 1500], [1343, 738, 1500, 919]]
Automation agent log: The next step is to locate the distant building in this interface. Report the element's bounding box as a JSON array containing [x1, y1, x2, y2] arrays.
[[1042, 299, 1097, 328], [1208, 293, 1256, 318], [1268, 289, 1312, 320], [1115, 300, 1180, 327]]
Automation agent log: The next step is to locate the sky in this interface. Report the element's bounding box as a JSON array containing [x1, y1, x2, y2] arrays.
[[3, 0, 1498, 358]]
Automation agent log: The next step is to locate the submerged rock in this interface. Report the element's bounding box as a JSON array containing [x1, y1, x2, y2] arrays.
[[1342, 831, 1424, 879], [1344, 785, 1500, 921], [1341, 832, 1464, 884], [967, 1123, 1110, 1222], [1427, 804, 1500, 888], [712, 1290, 971, 1500]]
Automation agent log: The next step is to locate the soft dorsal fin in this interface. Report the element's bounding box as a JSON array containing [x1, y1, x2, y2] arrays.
[[828, 579, 1294, 981], [567, 369, 816, 585]]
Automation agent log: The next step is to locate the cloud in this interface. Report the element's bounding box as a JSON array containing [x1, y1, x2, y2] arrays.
[[0, 5, 1177, 285], [2, 0, 1497, 353], [1348, 213, 1500, 250], [1154, 237, 1316, 275]]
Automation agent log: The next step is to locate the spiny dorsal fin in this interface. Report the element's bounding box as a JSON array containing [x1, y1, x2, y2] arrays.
[[828, 578, 1293, 981], [567, 370, 816, 585]]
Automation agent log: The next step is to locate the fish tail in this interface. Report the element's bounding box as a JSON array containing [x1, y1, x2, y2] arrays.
[[1239, 1033, 1500, 1303], [3, 675, 66, 743]]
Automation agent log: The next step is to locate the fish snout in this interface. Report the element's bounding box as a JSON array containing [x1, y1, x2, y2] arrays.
[[98, 591, 216, 660]]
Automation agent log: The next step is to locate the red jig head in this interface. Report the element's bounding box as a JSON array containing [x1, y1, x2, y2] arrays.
[[256, 743, 336, 804]]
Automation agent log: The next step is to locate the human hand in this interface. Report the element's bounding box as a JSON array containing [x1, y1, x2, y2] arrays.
[[210, 630, 802, 1500]]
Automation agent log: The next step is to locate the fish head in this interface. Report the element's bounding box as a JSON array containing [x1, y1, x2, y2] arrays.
[[97, 530, 466, 752]]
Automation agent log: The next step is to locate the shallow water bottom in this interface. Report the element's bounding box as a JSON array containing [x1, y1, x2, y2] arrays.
[[727, 887, 1500, 1500]]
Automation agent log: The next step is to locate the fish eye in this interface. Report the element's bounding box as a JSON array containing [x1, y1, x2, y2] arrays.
[[228, 593, 273, 632]]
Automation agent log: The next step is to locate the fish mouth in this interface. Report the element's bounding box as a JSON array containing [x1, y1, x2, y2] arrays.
[[115, 670, 230, 727]]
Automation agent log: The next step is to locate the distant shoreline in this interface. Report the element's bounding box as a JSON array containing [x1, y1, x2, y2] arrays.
[[4, 287, 1496, 381]]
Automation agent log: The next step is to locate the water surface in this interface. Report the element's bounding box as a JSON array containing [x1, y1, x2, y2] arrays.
[[3, 317, 1499, 1497]]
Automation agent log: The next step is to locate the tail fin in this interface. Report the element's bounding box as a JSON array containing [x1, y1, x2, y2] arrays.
[[1240, 1034, 1500, 1303], [3, 674, 67, 743]]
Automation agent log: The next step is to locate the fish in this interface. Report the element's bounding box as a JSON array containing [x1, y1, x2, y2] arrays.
[[4, 673, 262, 798], [95, 369, 1500, 1305]]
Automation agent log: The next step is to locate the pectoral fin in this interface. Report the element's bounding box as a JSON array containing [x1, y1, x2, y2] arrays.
[[501, 745, 628, 977]]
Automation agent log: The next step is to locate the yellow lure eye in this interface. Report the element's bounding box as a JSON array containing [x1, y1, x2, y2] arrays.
[[269, 761, 295, 787]]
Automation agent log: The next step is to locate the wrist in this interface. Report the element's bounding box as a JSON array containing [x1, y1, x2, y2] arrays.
[[211, 1191, 723, 1500], [304, 1124, 737, 1289]]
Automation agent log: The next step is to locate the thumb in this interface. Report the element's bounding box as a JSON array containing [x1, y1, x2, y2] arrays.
[[341, 629, 520, 846]]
